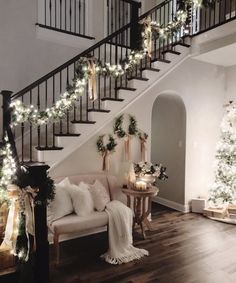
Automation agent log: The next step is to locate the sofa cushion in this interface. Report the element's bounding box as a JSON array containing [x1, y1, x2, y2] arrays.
[[89, 180, 110, 212], [67, 182, 94, 216], [47, 179, 74, 224], [55, 174, 111, 199], [51, 212, 108, 235]]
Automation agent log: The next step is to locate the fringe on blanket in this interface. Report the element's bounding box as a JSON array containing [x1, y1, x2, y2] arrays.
[[101, 200, 149, 265], [101, 247, 149, 265]]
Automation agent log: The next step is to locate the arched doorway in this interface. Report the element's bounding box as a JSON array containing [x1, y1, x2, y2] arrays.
[[151, 93, 186, 207]]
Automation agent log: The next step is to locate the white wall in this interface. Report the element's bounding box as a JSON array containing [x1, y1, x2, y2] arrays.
[[225, 65, 236, 102], [52, 58, 226, 207]]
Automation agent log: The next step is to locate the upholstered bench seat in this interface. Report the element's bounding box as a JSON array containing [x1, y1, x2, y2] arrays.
[[50, 173, 126, 265], [51, 212, 108, 235]]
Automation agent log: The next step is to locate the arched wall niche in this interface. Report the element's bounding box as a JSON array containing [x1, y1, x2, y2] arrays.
[[151, 93, 186, 205]]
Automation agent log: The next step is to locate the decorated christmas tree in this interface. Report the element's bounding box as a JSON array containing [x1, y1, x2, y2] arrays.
[[209, 102, 236, 207]]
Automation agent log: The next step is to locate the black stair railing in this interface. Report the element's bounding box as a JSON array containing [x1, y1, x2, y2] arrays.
[[37, 0, 94, 39], [191, 0, 236, 35], [106, 0, 141, 46], [3, 0, 188, 164]]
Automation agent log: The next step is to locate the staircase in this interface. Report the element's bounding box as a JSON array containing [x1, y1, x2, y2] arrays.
[[3, 0, 235, 170]]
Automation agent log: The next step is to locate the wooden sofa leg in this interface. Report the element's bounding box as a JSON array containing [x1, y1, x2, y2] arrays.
[[54, 234, 60, 266]]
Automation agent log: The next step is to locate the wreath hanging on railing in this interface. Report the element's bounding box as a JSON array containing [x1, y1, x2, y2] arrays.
[[96, 135, 117, 171]]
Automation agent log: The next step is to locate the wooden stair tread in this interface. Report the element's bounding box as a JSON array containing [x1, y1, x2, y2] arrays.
[[35, 146, 64, 151], [127, 76, 149, 81], [87, 109, 110, 113], [54, 133, 81, 137], [101, 97, 124, 101], [71, 120, 96, 124]]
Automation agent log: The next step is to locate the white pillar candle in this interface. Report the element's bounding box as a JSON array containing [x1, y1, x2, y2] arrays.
[[135, 181, 147, 191]]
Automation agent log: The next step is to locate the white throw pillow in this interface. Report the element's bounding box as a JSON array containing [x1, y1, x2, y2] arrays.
[[68, 182, 94, 216], [89, 180, 111, 212], [47, 181, 73, 224]]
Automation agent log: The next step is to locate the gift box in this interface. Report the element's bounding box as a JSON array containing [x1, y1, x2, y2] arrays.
[[228, 205, 236, 214], [203, 207, 228, 219]]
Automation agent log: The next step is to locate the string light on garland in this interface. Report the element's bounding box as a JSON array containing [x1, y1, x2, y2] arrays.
[[0, 139, 17, 203]]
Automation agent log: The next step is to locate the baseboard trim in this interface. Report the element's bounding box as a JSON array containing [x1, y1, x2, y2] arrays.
[[153, 196, 190, 213]]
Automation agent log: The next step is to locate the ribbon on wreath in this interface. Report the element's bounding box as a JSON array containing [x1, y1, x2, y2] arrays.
[[139, 132, 148, 162], [0, 184, 38, 261], [124, 135, 131, 161], [87, 57, 98, 101], [139, 16, 152, 58], [102, 150, 110, 171]]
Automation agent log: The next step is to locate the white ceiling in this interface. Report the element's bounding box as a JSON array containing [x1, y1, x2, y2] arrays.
[[193, 43, 236, 67]]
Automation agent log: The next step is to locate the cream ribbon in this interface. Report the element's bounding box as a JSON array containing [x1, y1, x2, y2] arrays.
[[87, 59, 98, 101], [140, 138, 147, 162], [140, 16, 152, 58], [102, 150, 109, 171], [0, 185, 38, 261], [124, 135, 131, 161]]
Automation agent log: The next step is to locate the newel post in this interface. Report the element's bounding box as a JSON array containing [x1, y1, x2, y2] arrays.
[[24, 163, 50, 283], [130, 1, 142, 50]]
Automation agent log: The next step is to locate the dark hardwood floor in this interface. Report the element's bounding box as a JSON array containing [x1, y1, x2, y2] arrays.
[[50, 203, 236, 283]]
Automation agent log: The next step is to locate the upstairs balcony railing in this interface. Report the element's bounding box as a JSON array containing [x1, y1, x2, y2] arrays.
[[37, 0, 93, 39], [192, 0, 236, 34], [106, 0, 142, 45]]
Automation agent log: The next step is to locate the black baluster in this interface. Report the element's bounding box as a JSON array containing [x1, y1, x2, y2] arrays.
[[107, 0, 110, 35], [37, 85, 41, 149], [52, 75, 56, 147], [65, 0, 67, 30], [55, 0, 57, 28], [83, 0, 85, 35], [70, 0, 72, 32], [45, 80, 48, 148], [49, 0, 52, 27], [59, 71, 63, 134], [45, 0, 47, 25], [109, 43, 112, 98], [21, 95, 24, 163], [104, 43, 107, 98], [80, 95, 83, 121], [73, 62, 77, 121], [66, 67, 70, 134], [111, 0, 114, 34], [60, 0, 62, 29], [98, 47, 101, 109], [86, 84, 89, 121], [79, 0, 81, 34], [29, 90, 33, 162], [115, 34, 118, 99], [74, 0, 76, 33]]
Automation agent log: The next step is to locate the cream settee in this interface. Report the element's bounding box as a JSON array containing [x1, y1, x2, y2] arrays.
[[48, 173, 126, 264]]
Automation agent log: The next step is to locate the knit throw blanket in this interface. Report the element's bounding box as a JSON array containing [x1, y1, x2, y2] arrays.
[[101, 200, 149, 265]]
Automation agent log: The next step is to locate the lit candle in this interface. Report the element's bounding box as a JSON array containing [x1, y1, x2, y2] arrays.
[[135, 181, 147, 191]]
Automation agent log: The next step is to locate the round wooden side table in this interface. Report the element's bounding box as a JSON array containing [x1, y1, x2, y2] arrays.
[[122, 186, 159, 239]]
